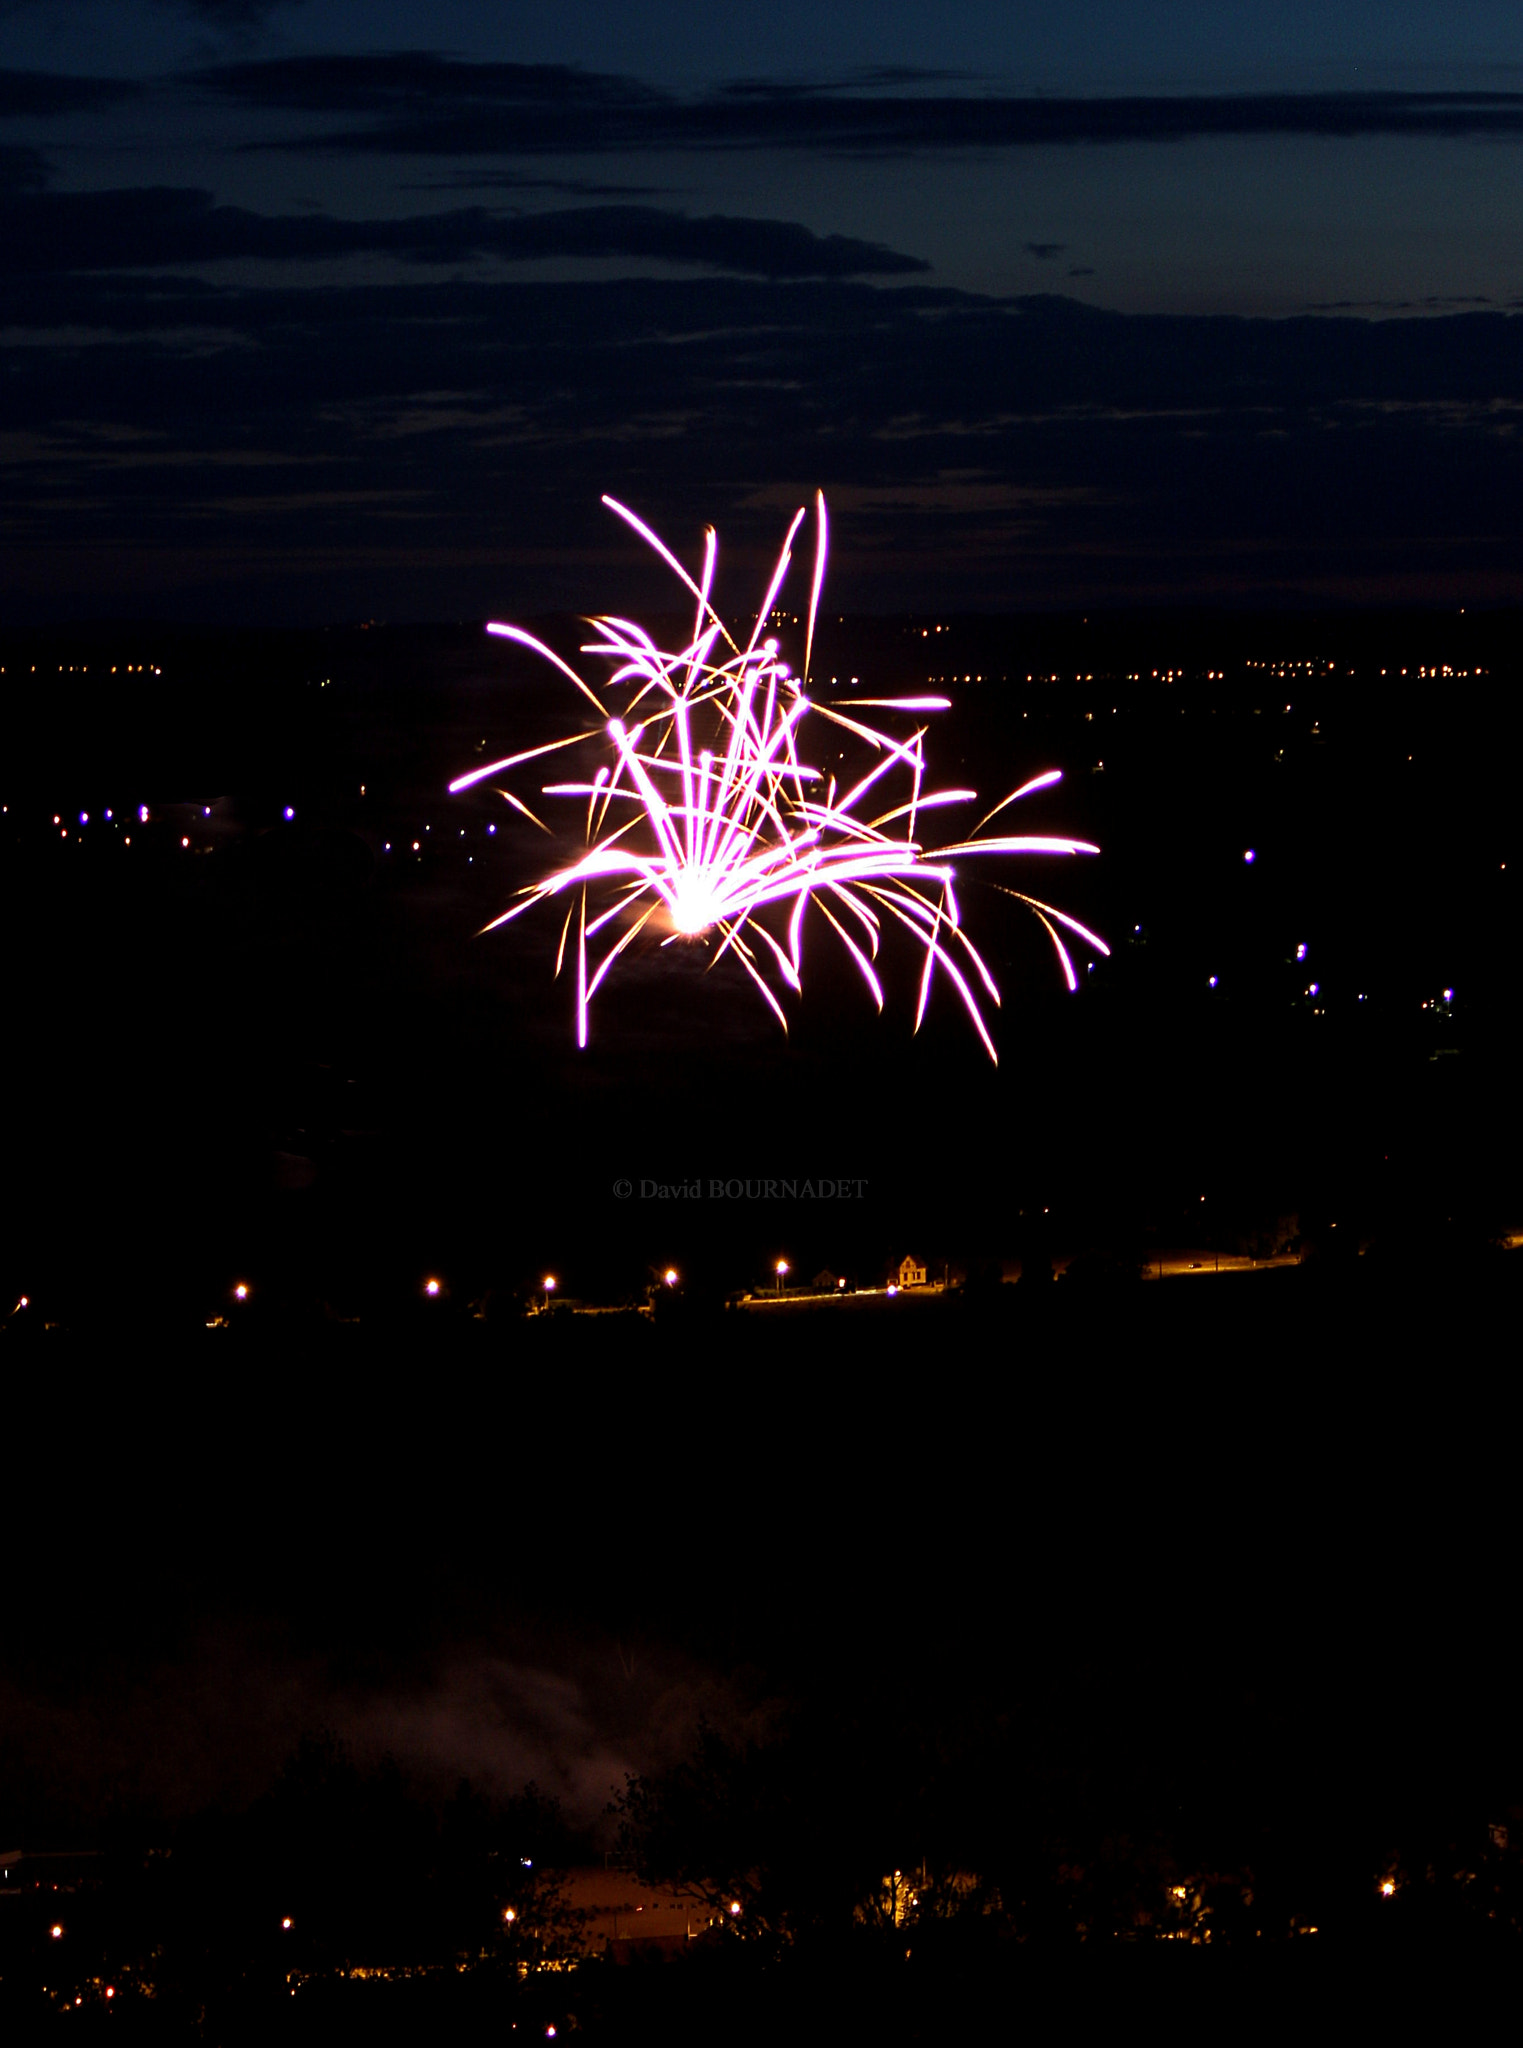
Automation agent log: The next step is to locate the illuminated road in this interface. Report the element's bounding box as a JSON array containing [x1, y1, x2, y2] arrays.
[[1141, 1252, 1302, 1280]]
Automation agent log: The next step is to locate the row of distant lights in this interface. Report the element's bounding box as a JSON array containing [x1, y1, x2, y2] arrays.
[[1203, 930, 1452, 1007], [1, 663, 161, 675], [383, 822, 497, 856], [50, 1877, 715, 2031], [47, 803, 295, 844], [23, 1265, 876, 1323]]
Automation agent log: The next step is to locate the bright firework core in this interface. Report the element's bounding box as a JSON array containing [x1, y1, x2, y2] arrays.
[[452, 494, 1108, 1058], [670, 872, 724, 937]]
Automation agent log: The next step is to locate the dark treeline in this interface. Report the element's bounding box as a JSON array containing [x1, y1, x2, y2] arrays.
[[3, 1696, 1519, 2043]]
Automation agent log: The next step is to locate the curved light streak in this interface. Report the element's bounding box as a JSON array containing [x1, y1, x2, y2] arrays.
[[454, 495, 1107, 1059]]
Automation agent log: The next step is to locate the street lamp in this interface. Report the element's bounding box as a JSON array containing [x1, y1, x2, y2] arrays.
[[774, 1259, 788, 1293], [543, 1274, 556, 1311], [663, 1268, 678, 1287]]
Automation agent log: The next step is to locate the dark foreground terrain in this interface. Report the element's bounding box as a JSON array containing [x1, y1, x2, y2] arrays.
[[4, 1264, 1520, 2042]]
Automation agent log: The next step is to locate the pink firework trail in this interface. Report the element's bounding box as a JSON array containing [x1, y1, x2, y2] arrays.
[[451, 493, 1108, 1058]]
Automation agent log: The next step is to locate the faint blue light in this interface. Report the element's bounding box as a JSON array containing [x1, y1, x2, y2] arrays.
[[104, 810, 113, 821], [1443, 987, 1453, 1001], [1309, 983, 1319, 996], [79, 812, 88, 825], [1208, 975, 1218, 988], [138, 805, 148, 823], [1296, 943, 1307, 960], [487, 823, 496, 835], [283, 806, 294, 820], [1243, 848, 1256, 863], [203, 806, 211, 817]]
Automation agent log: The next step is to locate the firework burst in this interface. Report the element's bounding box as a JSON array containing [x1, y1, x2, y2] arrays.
[[451, 494, 1107, 1058]]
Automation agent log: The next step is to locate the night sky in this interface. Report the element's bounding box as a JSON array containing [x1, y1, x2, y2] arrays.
[[6, 1, 1523, 619], [4, 11, 1523, 2001]]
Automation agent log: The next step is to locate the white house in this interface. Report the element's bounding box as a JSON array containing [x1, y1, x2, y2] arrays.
[[897, 1254, 927, 1288]]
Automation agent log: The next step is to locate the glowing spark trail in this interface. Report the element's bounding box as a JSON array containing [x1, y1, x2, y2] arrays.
[[452, 496, 1107, 1057]]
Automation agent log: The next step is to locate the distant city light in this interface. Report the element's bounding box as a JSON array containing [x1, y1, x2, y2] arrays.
[[729, 1901, 741, 1916], [1379, 1880, 1396, 1898], [79, 812, 88, 825], [50, 1925, 62, 1939], [281, 1917, 292, 1930], [887, 1283, 899, 1296], [424, 1278, 441, 1297], [503, 1908, 517, 1923], [283, 805, 295, 820], [1208, 975, 1218, 988], [663, 1268, 678, 1286], [138, 805, 149, 822], [1243, 848, 1255, 863], [1296, 943, 1307, 960], [1443, 987, 1453, 1001], [543, 1276, 555, 1293], [233, 1283, 249, 1301]]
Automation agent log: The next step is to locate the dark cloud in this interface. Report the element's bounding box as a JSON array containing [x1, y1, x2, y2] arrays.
[[195, 50, 659, 117], [1067, 265, 1096, 277], [6, 264, 1523, 622], [1307, 293, 1496, 311], [189, 57, 1523, 157], [172, 0, 306, 19], [0, 66, 141, 115], [402, 170, 668, 199], [1025, 242, 1067, 260], [0, 187, 928, 278], [0, 142, 47, 189]]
